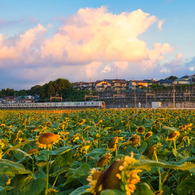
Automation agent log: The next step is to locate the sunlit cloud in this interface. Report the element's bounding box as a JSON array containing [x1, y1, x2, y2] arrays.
[[0, 7, 184, 89]]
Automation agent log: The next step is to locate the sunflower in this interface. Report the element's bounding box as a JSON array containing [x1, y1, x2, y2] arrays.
[[154, 190, 164, 195], [76, 119, 86, 126], [167, 130, 180, 141], [60, 131, 69, 136], [0, 124, 6, 128], [36, 133, 60, 149], [47, 188, 58, 194], [97, 153, 112, 167], [87, 168, 103, 195], [84, 126, 91, 132], [123, 169, 142, 195], [136, 126, 145, 134], [95, 120, 103, 127], [179, 123, 193, 132], [78, 141, 91, 154], [128, 134, 140, 147], [0, 150, 3, 159], [147, 143, 162, 159], [87, 152, 141, 195], [144, 131, 153, 140], [113, 130, 121, 134], [45, 121, 52, 126], [71, 133, 84, 144], [107, 137, 123, 152]]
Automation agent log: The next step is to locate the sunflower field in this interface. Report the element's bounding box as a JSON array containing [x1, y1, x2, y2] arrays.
[[0, 108, 194, 195]]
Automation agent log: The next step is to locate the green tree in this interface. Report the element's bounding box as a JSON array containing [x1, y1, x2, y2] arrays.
[[29, 85, 42, 95], [165, 76, 178, 80]]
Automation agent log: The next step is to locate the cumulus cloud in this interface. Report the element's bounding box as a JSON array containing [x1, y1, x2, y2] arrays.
[[158, 53, 195, 78], [41, 7, 160, 63], [0, 7, 179, 89], [0, 24, 46, 65]]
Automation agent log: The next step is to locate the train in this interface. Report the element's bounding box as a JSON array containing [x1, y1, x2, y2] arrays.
[[0, 101, 105, 109]]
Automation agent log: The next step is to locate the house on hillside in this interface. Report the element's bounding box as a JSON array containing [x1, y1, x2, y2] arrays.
[[5, 96, 16, 103], [157, 79, 173, 86], [111, 79, 127, 91], [129, 80, 154, 90], [173, 75, 190, 85], [72, 82, 96, 91], [189, 74, 195, 84], [95, 80, 112, 92]]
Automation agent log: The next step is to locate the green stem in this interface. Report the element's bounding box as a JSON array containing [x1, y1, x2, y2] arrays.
[[85, 155, 88, 163], [51, 175, 59, 189], [154, 151, 162, 192], [45, 154, 50, 195], [87, 130, 89, 140], [187, 137, 190, 146], [32, 156, 35, 174], [173, 139, 177, 151], [161, 169, 170, 186], [115, 145, 118, 157]]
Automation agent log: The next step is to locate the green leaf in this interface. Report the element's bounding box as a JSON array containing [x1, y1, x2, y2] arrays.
[[69, 185, 91, 195], [64, 163, 90, 186], [135, 159, 195, 172], [50, 167, 69, 177], [162, 126, 178, 132], [0, 159, 32, 176], [52, 150, 74, 172], [176, 175, 195, 195], [85, 148, 107, 157], [133, 182, 154, 195], [138, 141, 148, 154], [6, 140, 33, 154], [101, 189, 126, 195], [9, 176, 46, 195], [162, 185, 171, 195], [39, 145, 71, 155], [172, 149, 178, 158], [36, 161, 47, 167], [103, 127, 112, 131], [15, 148, 32, 159]]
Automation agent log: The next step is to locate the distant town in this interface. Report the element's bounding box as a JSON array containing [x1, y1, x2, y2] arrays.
[[0, 74, 194, 108]]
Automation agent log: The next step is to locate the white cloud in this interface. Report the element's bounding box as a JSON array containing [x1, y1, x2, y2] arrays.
[[0, 7, 178, 88]]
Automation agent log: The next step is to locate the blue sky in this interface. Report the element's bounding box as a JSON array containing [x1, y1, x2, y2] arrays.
[[0, 0, 194, 89]]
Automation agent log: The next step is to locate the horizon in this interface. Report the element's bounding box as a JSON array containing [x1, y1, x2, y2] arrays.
[[0, 0, 195, 90], [0, 74, 192, 91]]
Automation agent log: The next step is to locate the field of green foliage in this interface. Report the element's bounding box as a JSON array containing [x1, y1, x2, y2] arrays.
[[0, 108, 194, 195]]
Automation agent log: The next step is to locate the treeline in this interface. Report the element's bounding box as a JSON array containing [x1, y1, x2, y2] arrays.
[[0, 78, 89, 102]]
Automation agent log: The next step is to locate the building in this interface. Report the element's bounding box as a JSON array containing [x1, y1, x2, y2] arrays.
[[72, 81, 96, 91], [157, 79, 174, 86], [95, 81, 112, 92], [111, 79, 127, 91], [173, 75, 190, 85], [189, 74, 195, 84], [129, 80, 154, 90]]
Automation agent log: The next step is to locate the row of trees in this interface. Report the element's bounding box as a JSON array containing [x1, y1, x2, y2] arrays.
[[0, 76, 182, 101], [0, 78, 90, 102]]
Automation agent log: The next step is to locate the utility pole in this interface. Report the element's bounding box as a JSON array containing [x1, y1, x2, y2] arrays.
[[113, 91, 125, 107], [50, 94, 62, 108], [134, 87, 136, 108], [146, 92, 155, 108], [85, 93, 99, 101], [173, 85, 176, 108]]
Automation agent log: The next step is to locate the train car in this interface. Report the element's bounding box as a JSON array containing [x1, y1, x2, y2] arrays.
[[0, 101, 105, 109]]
